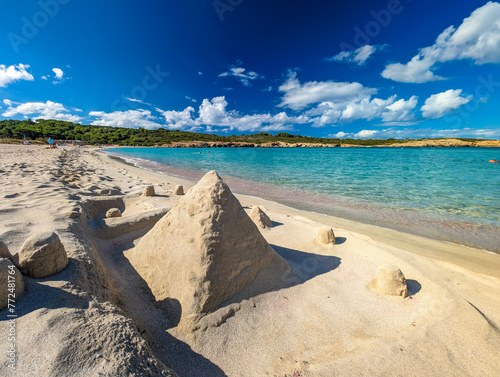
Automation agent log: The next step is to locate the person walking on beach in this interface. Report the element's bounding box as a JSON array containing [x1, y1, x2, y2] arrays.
[[22, 134, 31, 145], [48, 137, 54, 149]]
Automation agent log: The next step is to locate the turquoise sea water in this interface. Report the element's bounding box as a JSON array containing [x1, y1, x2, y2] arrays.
[[106, 147, 500, 252]]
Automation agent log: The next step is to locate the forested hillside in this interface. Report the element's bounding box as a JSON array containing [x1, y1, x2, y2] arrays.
[[0, 119, 493, 147]]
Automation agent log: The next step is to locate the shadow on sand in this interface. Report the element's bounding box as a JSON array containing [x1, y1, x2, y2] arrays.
[[406, 279, 422, 296], [272, 244, 341, 285], [4, 259, 91, 320], [334, 237, 347, 245], [5, 281, 85, 320]]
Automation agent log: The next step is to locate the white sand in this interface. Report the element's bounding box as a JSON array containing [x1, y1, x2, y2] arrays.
[[1, 144, 499, 376]]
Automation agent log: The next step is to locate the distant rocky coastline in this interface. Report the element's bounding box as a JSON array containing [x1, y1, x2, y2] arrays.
[[159, 138, 500, 148], [160, 140, 340, 148], [376, 138, 500, 148]]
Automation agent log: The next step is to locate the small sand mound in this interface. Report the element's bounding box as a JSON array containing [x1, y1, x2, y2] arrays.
[[126, 170, 290, 330], [173, 185, 184, 195], [106, 208, 122, 218], [315, 226, 336, 245], [0, 258, 24, 310], [15, 231, 68, 278], [250, 206, 272, 229], [369, 264, 408, 298], [143, 185, 155, 196]]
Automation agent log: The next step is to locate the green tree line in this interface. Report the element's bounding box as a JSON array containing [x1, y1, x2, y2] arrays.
[[0, 119, 485, 146], [0, 119, 228, 146]]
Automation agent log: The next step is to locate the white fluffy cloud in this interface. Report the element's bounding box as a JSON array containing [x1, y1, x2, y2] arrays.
[[278, 71, 377, 110], [382, 55, 443, 83], [306, 94, 420, 127], [279, 73, 473, 126], [382, 96, 419, 123], [52, 68, 64, 80], [421, 89, 472, 118], [382, 2, 500, 83], [78, 95, 311, 132], [0, 64, 34, 87], [198, 96, 231, 125], [333, 131, 348, 138], [89, 109, 163, 129], [91, 96, 309, 132], [219, 64, 263, 86], [279, 72, 420, 126], [341, 96, 396, 122], [156, 106, 197, 129], [356, 130, 378, 138], [332, 127, 500, 139], [2, 100, 82, 122], [328, 45, 384, 65], [196, 96, 308, 132], [280, 73, 476, 126]]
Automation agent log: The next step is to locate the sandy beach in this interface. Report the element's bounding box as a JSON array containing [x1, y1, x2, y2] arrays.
[[1, 143, 500, 377]]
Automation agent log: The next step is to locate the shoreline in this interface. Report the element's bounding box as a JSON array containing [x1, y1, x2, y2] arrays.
[[102, 149, 500, 279]]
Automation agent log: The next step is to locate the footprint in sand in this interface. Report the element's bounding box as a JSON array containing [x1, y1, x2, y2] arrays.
[[4, 193, 20, 199]]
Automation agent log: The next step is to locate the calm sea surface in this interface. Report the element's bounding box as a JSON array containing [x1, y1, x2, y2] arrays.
[[105, 147, 500, 253]]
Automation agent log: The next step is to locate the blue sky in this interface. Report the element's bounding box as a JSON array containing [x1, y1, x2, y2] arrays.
[[1, 0, 500, 139]]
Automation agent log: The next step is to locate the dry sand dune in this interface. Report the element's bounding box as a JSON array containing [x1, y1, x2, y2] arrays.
[[1, 144, 500, 377]]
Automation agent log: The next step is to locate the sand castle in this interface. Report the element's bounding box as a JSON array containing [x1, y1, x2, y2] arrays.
[[173, 184, 184, 195], [106, 208, 122, 218], [369, 264, 408, 298], [143, 185, 155, 196], [315, 226, 336, 245], [249, 205, 273, 228], [126, 171, 291, 330]]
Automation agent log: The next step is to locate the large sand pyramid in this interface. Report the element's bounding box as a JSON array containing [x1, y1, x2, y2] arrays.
[[126, 171, 291, 329]]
